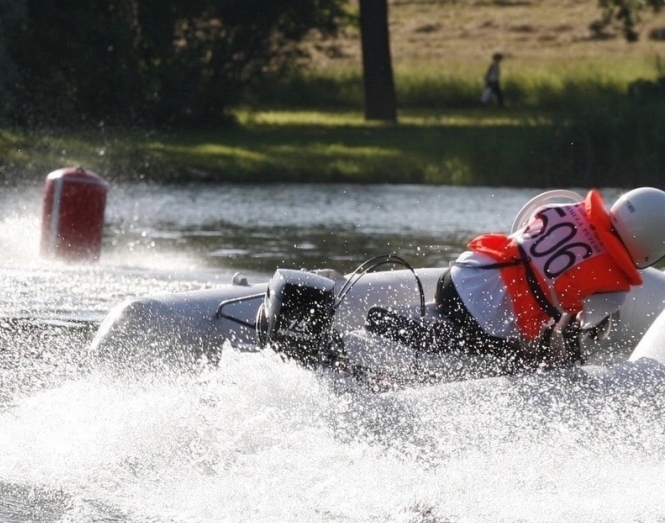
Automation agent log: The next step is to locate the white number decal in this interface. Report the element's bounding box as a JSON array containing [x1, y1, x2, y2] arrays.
[[527, 206, 594, 278]]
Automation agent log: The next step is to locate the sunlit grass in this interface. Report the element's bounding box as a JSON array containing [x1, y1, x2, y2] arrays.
[[2, 95, 662, 189], [273, 54, 664, 110], [161, 142, 269, 162], [237, 110, 369, 127], [236, 108, 551, 127]]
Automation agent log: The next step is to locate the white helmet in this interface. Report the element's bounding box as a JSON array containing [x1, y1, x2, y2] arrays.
[[610, 187, 665, 268]]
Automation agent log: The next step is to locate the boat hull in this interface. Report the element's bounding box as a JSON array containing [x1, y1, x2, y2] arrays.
[[89, 266, 665, 379]]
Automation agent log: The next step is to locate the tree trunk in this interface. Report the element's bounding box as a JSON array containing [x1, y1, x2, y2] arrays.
[[358, 0, 397, 122]]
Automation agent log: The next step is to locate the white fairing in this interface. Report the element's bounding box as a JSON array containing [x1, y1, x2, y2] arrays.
[[629, 306, 665, 365], [593, 267, 665, 361], [89, 263, 665, 379], [89, 268, 444, 370], [510, 189, 584, 233]]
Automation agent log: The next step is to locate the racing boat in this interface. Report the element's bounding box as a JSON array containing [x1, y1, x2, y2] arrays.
[[89, 190, 665, 387]]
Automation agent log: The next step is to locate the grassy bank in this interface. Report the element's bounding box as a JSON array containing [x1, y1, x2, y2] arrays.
[[2, 90, 664, 189], [2, 0, 665, 188]]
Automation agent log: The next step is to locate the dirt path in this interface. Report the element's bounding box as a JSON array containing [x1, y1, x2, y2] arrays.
[[308, 0, 665, 70]]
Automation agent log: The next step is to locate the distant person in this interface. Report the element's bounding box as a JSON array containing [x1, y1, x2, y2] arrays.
[[482, 53, 504, 107]]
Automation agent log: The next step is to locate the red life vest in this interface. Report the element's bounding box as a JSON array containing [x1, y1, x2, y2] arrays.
[[467, 190, 642, 340]]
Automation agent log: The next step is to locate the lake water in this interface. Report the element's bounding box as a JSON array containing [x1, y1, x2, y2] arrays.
[[1, 182, 664, 523]]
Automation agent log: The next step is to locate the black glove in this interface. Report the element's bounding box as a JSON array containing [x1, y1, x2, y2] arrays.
[[582, 315, 612, 342], [537, 313, 583, 368]]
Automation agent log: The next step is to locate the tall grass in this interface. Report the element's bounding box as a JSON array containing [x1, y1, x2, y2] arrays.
[[257, 55, 665, 109], [546, 93, 665, 188], [3, 57, 664, 188], [237, 58, 665, 188]]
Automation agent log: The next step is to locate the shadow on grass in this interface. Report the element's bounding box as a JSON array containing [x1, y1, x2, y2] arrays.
[[146, 99, 665, 188], [1, 91, 664, 189]]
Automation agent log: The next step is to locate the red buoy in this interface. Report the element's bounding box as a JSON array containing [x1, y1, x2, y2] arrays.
[[40, 167, 108, 262]]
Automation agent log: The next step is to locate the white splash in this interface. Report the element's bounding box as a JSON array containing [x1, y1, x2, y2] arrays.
[[1, 348, 664, 523]]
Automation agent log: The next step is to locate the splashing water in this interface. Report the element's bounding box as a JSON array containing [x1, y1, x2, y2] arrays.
[[2, 344, 665, 523], [1, 183, 664, 522]]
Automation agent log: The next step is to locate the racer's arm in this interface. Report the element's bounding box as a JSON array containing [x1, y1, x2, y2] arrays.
[[576, 291, 626, 331], [535, 292, 627, 368]]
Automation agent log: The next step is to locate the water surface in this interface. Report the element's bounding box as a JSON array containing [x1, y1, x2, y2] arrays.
[[1, 183, 660, 523]]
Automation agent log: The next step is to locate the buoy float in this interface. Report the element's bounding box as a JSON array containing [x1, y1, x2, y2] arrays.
[[40, 167, 108, 262]]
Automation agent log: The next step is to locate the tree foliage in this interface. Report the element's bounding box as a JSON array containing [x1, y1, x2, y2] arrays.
[[0, 0, 25, 122], [1, 0, 348, 126], [593, 0, 665, 41]]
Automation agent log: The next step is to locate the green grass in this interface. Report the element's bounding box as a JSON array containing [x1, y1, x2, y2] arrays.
[[255, 53, 665, 110], [0, 110, 533, 186], [3, 0, 665, 189], [3, 90, 663, 189], [0, 0, 665, 192]]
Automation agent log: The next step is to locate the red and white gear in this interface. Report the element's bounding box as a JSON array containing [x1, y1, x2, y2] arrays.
[[459, 190, 642, 341]]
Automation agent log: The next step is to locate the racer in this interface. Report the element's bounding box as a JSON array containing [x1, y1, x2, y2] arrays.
[[256, 187, 665, 380], [431, 187, 665, 371]]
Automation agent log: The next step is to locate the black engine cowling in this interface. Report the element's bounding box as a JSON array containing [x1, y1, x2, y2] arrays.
[[256, 269, 336, 366]]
